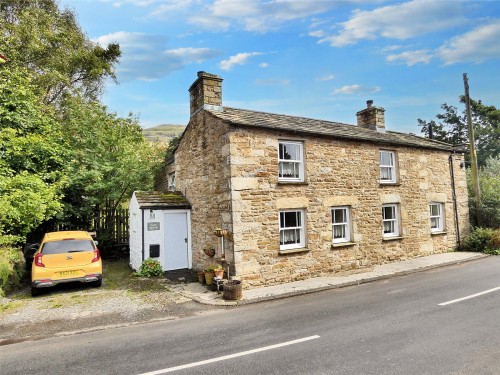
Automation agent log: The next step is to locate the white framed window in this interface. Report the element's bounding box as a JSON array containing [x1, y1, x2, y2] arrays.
[[278, 141, 304, 182], [429, 202, 444, 232], [331, 206, 351, 244], [380, 150, 397, 183], [167, 173, 176, 192], [382, 204, 400, 238], [279, 210, 305, 250]]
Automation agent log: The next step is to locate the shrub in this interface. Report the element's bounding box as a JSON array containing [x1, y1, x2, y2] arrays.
[[461, 227, 500, 255], [134, 258, 163, 278], [0, 236, 26, 296]]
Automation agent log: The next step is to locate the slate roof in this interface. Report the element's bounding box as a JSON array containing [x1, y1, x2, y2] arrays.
[[208, 107, 456, 152], [134, 191, 191, 209]]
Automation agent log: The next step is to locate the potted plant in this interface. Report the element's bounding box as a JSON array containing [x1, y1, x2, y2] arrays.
[[204, 264, 216, 285], [213, 264, 224, 279], [197, 270, 205, 284]]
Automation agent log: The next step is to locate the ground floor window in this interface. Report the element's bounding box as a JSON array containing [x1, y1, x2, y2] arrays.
[[279, 210, 305, 250], [382, 204, 400, 238], [331, 206, 351, 243], [430, 202, 444, 232]]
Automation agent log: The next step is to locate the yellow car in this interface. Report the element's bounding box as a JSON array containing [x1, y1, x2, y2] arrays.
[[31, 231, 103, 296]]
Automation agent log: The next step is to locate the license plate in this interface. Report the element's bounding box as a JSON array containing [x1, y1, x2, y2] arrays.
[[59, 270, 77, 277]]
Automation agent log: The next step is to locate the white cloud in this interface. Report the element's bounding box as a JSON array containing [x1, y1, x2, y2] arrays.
[[332, 85, 381, 95], [314, 0, 466, 47], [317, 74, 335, 81], [437, 21, 500, 65], [149, 0, 198, 18], [189, 0, 335, 32], [259, 62, 269, 68], [386, 49, 432, 66], [219, 52, 263, 70], [94, 32, 221, 81], [309, 30, 327, 38]]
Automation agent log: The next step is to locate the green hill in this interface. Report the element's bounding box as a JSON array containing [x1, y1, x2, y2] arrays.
[[143, 124, 185, 144]]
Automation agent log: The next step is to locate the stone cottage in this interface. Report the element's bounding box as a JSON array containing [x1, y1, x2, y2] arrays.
[[157, 71, 469, 288]]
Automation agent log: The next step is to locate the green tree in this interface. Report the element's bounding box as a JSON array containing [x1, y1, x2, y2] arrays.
[[0, 66, 67, 240], [58, 96, 165, 227], [0, 0, 120, 104], [418, 98, 499, 168], [468, 157, 500, 228]]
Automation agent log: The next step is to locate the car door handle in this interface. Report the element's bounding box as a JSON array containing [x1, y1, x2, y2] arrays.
[[184, 238, 188, 243]]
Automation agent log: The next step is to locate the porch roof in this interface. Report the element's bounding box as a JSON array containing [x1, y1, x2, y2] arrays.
[[135, 191, 191, 210]]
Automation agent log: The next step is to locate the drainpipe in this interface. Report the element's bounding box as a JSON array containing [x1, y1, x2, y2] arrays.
[[449, 154, 461, 248], [141, 209, 145, 262]]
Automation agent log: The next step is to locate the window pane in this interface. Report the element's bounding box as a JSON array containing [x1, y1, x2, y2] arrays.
[[380, 151, 393, 166], [333, 209, 346, 224], [333, 224, 346, 239], [383, 221, 394, 234], [383, 206, 395, 220], [431, 217, 439, 229], [430, 204, 439, 216], [279, 161, 300, 178], [281, 211, 300, 228], [281, 229, 299, 245], [380, 167, 393, 180]]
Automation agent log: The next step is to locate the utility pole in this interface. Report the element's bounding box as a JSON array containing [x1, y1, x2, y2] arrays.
[[463, 73, 482, 225]]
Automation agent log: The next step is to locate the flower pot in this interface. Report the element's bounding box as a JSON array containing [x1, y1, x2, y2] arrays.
[[198, 271, 205, 284], [213, 268, 224, 279], [214, 229, 227, 238], [223, 280, 242, 300], [204, 271, 215, 286], [203, 248, 215, 257]]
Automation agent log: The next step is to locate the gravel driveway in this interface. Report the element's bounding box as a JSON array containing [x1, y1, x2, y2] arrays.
[[0, 260, 221, 344]]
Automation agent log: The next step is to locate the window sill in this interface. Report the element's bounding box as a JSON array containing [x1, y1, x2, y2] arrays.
[[279, 248, 309, 255], [431, 231, 447, 236], [379, 182, 401, 186], [278, 181, 308, 186], [382, 236, 403, 241], [331, 242, 357, 249]]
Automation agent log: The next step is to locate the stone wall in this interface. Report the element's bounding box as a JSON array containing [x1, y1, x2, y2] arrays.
[[227, 127, 469, 287], [174, 111, 233, 272]]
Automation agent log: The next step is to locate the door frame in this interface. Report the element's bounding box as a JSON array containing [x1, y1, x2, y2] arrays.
[[163, 209, 192, 270]]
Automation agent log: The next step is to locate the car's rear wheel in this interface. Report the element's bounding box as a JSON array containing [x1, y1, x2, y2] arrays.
[[31, 286, 43, 297], [92, 278, 103, 288]]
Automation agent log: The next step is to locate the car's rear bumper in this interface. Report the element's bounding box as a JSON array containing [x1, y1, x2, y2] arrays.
[[32, 274, 102, 288]]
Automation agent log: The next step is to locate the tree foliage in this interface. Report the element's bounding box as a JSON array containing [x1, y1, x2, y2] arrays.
[[0, 66, 67, 240], [468, 157, 500, 228], [58, 96, 165, 227], [1, 0, 163, 245], [0, 0, 120, 105], [418, 97, 500, 168]]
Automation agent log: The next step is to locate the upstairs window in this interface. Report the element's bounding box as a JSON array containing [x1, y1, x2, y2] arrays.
[[279, 210, 305, 250], [380, 150, 397, 183], [429, 202, 444, 232], [278, 141, 304, 182], [167, 173, 176, 192], [331, 206, 351, 244], [382, 204, 400, 238]]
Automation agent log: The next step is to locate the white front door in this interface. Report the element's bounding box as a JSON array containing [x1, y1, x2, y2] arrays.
[[164, 212, 189, 270]]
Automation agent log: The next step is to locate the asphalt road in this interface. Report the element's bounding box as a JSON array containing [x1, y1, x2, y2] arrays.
[[1, 256, 499, 375]]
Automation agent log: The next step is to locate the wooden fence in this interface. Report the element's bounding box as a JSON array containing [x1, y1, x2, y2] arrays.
[[94, 207, 129, 245]]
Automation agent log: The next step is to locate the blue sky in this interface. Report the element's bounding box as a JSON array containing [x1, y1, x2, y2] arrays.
[[59, 0, 500, 133]]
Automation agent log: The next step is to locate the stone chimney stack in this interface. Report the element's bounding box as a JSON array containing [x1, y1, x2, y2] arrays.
[[189, 71, 223, 117], [356, 100, 385, 131]]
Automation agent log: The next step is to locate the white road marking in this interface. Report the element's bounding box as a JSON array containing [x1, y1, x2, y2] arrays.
[[439, 286, 500, 306], [138, 335, 320, 375]]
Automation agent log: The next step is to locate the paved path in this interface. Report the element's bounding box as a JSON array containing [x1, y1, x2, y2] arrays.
[[175, 252, 487, 306]]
